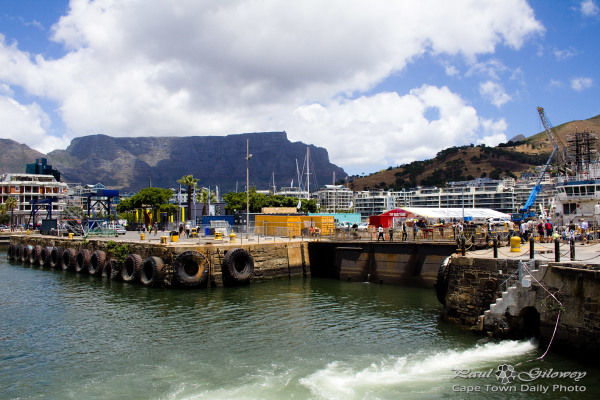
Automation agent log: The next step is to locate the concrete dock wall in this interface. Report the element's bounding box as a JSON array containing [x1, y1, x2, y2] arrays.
[[7, 235, 309, 287], [440, 256, 600, 362], [308, 242, 457, 286]]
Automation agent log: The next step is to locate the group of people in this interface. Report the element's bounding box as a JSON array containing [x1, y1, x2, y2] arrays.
[[518, 217, 592, 244], [518, 218, 554, 243], [178, 222, 192, 238]]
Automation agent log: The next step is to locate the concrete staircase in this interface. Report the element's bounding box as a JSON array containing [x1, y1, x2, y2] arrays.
[[478, 262, 547, 331]]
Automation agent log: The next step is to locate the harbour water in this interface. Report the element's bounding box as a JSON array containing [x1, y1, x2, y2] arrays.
[[1, 253, 598, 399]]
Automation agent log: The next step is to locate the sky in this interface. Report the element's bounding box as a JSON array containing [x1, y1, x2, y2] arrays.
[[0, 0, 599, 177]]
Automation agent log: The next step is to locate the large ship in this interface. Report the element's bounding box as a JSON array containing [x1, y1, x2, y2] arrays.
[[553, 130, 600, 226]]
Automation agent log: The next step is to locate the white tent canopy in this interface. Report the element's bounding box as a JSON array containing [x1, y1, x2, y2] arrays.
[[393, 207, 511, 221]]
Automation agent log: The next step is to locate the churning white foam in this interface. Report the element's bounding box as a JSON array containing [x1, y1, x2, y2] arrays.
[[300, 340, 537, 399]]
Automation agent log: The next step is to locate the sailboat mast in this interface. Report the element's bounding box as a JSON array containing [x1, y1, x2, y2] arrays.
[[306, 148, 310, 199]]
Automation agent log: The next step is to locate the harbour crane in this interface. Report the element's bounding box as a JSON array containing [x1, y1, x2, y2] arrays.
[[511, 107, 563, 222], [537, 106, 572, 169]]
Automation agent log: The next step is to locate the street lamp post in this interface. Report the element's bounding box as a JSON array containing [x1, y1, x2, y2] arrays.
[[246, 139, 252, 239]]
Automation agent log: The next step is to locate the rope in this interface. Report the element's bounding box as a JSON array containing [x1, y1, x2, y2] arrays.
[[496, 248, 531, 258], [521, 262, 563, 360], [498, 268, 520, 289]]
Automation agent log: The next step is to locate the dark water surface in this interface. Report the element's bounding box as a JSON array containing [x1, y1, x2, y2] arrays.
[[1, 253, 598, 399]]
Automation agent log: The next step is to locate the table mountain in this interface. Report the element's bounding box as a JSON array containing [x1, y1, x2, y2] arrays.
[[1, 132, 346, 193]]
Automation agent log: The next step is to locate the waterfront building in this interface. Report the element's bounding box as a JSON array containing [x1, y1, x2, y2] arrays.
[[353, 190, 396, 219], [391, 189, 413, 208], [0, 173, 68, 226], [315, 185, 353, 212], [409, 178, 516, 213], [512, 173, 556, 217], [276, 186, 309, 199]]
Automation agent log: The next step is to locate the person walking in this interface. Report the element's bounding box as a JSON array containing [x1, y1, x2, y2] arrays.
[[402, 222, 407, 241], [581, 219, 589, 245], [377, 225, 384, 241], [388, 226, 394, 241], [544, 219, 553, 243]]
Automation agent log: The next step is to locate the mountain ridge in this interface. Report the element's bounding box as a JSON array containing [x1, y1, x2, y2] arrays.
[[1, 132, 345, 193], [348, 113, 600, 191]]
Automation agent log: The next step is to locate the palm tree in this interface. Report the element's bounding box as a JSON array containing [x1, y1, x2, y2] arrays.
[[196, 188, 217, 217], [5, 197, 17, 230], [176, 175, 198, 222]]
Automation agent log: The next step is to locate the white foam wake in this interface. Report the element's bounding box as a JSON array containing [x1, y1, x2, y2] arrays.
[[300, 340, 537, 399]]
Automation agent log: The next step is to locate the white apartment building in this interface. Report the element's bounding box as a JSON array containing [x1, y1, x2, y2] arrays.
[[315, 185, 354, 212], [276, 186, 309, 199], [353, 190, 396, 219], [0, 173, 68, 226]]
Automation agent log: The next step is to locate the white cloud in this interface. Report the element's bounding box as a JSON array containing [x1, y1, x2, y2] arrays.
[[549, 79, 563, 88], [571, 77, 593, 91], [443, 63, 460, 76], [0, 95, 70, 153], [286, 85, 506, 171], [580, 0, 599, 16], [467, 59, 509, 80], [479, 81, 512, 107], [0, 0, 543, 172], [553, 47, 577, 60]]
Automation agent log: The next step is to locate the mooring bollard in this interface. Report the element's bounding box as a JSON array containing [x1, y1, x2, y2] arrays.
[[555, 238, 560, 262], [461, 237, 466, 256], [493, 237, 498, 258], [570, 240, 575, 261], [529, 237, 535, 260], [510, 235, 521, 252]]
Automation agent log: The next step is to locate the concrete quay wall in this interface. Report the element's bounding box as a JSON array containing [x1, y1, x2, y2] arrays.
[[441, 255, 600, 361], [308, 241, 457, 286], [6, 234, 309, 287]]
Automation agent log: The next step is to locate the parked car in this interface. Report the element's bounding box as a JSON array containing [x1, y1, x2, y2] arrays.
[[115, 225, 126, 235], [357, 222, 370, 231]]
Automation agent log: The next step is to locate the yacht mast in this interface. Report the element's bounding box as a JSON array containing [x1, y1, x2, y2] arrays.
[[306, 148, 310, 199]]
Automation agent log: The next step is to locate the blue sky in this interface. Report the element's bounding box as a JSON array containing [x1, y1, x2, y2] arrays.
[[0, 0, 599, 176]]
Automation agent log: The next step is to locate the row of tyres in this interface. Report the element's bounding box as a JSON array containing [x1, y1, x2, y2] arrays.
[[6, 243, 255, 288]]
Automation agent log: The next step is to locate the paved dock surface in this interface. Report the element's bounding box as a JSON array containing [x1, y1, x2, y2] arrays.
[[467, 240, 600, 264]]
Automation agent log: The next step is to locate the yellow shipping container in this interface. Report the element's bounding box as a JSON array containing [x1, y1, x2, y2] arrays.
[[254, 215, 302, 236], [300, 215, 334, 235], [254, 214, 335, 236]]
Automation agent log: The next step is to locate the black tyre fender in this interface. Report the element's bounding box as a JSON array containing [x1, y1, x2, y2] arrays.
[[90, 250, 106, 276], [140, 256, 166, 287], [31, 245, 43, 265], [122, 254, 142, 283], [221, 248, 254, 285], [108, 259, 121, 280], [41, 246, 53, 268], [7, 244, 15, 260], [76, 249, 91, 274], [172, 251, 209, 288], [50, 247, 63, 269], [22, 245, 32, 263], [15, 245, 22, 261], [62, 248, 77, 271], [435, 256, 452, 306]]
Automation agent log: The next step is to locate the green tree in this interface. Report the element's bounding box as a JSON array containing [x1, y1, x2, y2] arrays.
[[159, 203, 178, 220], [223, 189, 318, 213], [0, 203, 9, 225], [196, 187, 217, 216], [177, 175, 198, 222], [118, 188, 173, 225], [4, 197, 17, 228]]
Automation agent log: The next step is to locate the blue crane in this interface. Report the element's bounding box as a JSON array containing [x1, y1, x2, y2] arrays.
[[511, 145, 558, 222], [511, 107, 563, 222]]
